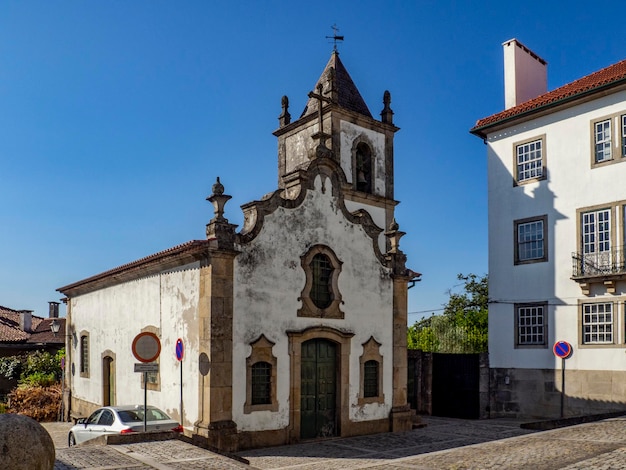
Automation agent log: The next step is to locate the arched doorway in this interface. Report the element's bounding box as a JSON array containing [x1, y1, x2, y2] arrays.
[[102, 355, 115, 406], [300, 339, 337, 439]]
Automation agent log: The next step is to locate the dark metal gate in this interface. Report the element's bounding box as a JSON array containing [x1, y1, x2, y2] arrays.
[[431, 353, 479, 419]]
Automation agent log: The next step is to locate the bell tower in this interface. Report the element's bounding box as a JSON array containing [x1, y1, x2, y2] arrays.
[[273, 50, 400, 246]]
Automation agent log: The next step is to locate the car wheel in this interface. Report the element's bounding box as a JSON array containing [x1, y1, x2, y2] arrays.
[[68, 432, 76, 447]]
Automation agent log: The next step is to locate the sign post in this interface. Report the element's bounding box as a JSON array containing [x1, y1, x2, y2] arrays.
[[553, 341, 573, 418], [176, 338, 184, 427], [132, 332, 161, 431]]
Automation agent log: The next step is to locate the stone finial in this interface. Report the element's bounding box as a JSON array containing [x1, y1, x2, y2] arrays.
[[207, 177, 231, 223], [385, 219, 405, 254], [212, 176, 224, 196], [206, 177, 238, 249], [384, 218, 408, 276], [381, 90, 394, 124], [279, 95, 291, 127]]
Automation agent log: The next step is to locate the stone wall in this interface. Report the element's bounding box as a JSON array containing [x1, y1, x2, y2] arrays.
[[489, 367, 626, 419]]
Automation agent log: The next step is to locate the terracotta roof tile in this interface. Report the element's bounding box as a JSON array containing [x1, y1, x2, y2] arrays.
[[472, 58, 626, 134], [57, 239, 211, 295], [0, 307, 63, 345]]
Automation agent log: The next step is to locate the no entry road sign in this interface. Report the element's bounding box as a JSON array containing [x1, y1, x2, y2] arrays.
[[132, 332, 161, 363]]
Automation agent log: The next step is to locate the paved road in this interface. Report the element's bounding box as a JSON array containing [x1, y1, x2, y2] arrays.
[[43, 415, 626, 469]]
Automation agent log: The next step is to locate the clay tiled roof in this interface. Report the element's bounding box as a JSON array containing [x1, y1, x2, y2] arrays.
[[471, 58, 626, 137], [0, 306, 65, 345], [301, 51, 372, 118], [58, 239, 211, 296]]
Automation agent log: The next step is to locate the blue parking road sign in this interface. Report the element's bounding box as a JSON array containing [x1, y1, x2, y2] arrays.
[[553, 341, 572, 359], [176, 338, 184, 361]]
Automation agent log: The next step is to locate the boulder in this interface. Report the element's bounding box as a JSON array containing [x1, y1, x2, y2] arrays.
[[0, 414, 55, 469]]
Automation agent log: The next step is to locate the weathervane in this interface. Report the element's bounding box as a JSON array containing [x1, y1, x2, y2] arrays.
[[326, 24, 344, 52]]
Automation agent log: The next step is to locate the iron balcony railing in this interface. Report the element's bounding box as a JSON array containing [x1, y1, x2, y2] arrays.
[[572, 246, 626, 277]]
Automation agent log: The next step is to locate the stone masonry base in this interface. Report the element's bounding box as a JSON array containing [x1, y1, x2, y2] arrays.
[[490, 367, 626, 419]]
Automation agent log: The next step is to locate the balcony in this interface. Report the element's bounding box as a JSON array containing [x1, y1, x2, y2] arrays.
[[572, 247, 626, 294]]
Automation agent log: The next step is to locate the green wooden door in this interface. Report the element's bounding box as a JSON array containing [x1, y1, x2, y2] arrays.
[[301, 339, 337, 439]]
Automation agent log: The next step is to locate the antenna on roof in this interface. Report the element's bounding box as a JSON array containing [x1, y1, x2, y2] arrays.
[[326, 24, 344, 52]]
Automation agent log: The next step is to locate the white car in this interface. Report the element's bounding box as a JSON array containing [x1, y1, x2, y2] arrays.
[[68, 405, 182, 446]]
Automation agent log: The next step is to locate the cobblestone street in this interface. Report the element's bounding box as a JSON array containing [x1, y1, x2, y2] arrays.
[[44, 415, 626, 469]]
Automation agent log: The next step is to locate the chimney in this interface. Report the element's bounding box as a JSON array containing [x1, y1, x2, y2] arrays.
[[19, 310, 33, 333], [48, 301, 60, 318], [503, 39, 547, 109]]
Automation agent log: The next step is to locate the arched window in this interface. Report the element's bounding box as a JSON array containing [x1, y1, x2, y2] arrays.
[[363, 360, 379, 398], [311, 253, 333, 309], [355, 143, 372, 193], [251, 361, 272, 405]]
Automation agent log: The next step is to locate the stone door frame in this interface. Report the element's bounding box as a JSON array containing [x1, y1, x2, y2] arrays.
[[287, 326, 353, 442]]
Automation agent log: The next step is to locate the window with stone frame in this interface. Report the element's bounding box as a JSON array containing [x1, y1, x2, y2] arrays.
[[515, 303, 547, 348], [578, 206, 612, 276], [358, 337, 384, 405], [581, 302, 614, 345], [591, 112, 626, 166], [80, 332, 89, 378], [514, 215, 548, 264], [298, 245, 344, 319], [513, 135, 545, 185], [245, 335, 278, 413]]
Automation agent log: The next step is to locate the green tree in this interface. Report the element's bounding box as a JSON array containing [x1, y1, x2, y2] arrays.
[[408, 273, 488, 353], [0, 348, 64, 387]]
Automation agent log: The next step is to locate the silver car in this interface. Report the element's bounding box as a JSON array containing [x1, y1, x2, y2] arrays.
[[68, 405, 182, 446]]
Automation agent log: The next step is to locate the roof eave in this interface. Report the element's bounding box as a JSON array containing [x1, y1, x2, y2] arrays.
[[57, 240, 212, 297], [470, 79, 626, 139]]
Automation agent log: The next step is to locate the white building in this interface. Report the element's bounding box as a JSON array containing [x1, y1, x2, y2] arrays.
[[58, 50, 419, 450], [471, 39, 626, 418]]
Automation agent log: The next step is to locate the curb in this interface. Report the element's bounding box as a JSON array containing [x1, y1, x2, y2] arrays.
[[521, 410, 626, 431]]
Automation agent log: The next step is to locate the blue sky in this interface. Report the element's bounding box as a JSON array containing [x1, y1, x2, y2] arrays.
[[2, 1, 626, 322]]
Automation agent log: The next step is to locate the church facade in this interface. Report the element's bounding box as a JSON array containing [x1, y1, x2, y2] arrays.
[[58, 51, 419, 451]]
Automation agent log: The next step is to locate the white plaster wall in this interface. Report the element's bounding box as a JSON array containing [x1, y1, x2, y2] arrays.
[[69, 262, 201, 429], [486, 90, 626, 371], [284, 119, 321, 174], [232, 174, 393, 431], [340, 121, 386, 196], [344, 200, 386, 253]]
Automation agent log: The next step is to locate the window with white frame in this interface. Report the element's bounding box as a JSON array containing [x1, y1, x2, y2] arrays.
[[514, 215, 547, 264], [516, 304, 547, 346], [622, 115, 626, 158], [594, 119, 612, 162], [515, 138, 544, 183], [582, 302, 613, 344], [580, 208, 611, 275], [591, 113, 626, 165], [582, 209, 611, 254]]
